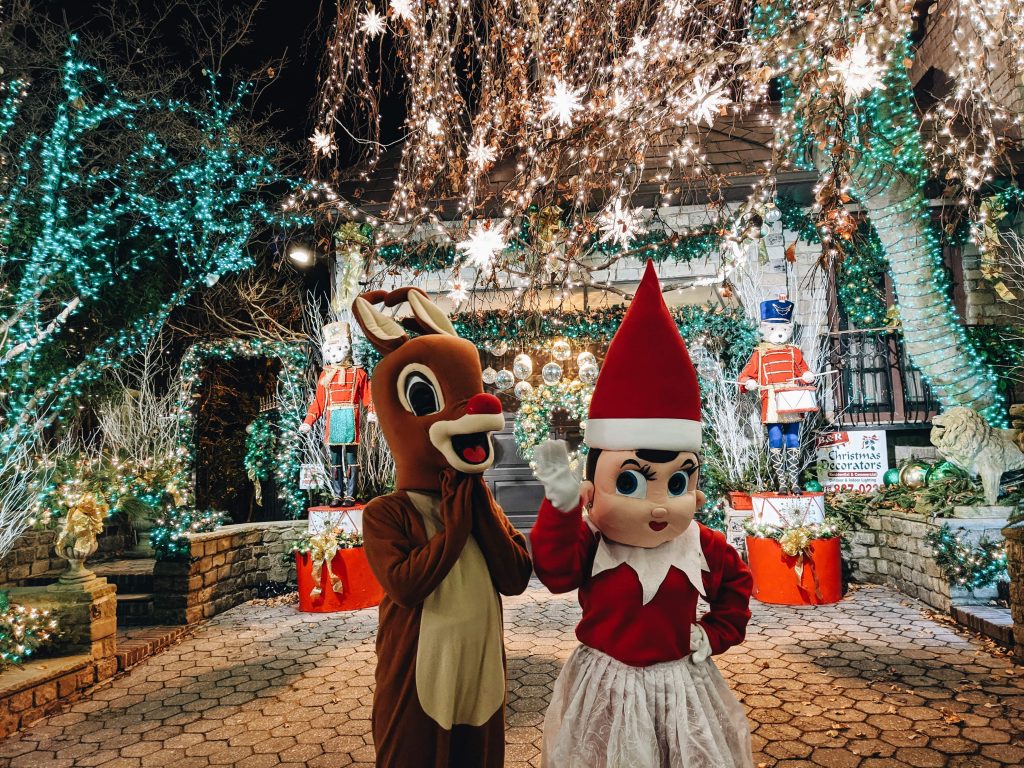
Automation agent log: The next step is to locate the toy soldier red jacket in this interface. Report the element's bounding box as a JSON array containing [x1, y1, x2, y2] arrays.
[[738, 343, 811, 422], [303, 365, 374, 444]]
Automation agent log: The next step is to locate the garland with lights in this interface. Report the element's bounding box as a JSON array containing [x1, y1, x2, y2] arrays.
[[150, 508, 227, 562], [244, 415, 277, 484], [175, 339, 308, 518], [513, 381, 594, 463], [925, 525, 1008, 591], [0, 594, 59, 670]]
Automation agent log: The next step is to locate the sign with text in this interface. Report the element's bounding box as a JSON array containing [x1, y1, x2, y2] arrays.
[[816, 430, 888, 492]]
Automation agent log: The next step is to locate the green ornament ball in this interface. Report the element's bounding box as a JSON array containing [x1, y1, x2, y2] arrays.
[[926, 461, 968, 485], [804, 479, 823, 493], [883, 467, 901, 487]]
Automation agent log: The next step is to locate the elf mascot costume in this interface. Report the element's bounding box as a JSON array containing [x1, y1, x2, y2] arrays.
[[352, 287, 533, 768], [530, 261, 754, 768]]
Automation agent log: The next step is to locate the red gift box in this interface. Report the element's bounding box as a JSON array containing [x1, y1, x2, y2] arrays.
[[295, 547, 384, 612]]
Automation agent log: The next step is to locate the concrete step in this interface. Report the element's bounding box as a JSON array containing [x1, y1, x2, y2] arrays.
[[951, 604, 1014, 647], [91, 558, 156, 594], [116, 593, 156, 626]]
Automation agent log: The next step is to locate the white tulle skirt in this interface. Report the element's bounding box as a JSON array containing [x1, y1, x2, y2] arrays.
[[542, 645, 754, 768]]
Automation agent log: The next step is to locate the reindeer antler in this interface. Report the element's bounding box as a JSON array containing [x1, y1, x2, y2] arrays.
[[352, 287, 457, 354]]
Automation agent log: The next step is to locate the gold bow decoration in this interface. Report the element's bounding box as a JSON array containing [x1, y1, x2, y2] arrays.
[[308, 529, 344, 598], [779, 527, 823, 601]]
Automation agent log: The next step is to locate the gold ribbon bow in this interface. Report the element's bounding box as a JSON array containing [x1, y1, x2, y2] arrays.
[[308, 530, 344, 598]]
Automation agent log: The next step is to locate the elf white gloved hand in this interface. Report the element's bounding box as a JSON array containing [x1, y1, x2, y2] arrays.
[[689, 624, 711, 664], [533, 439, 582, 513], [801, 370, 816, 384], [299, 422, 312, 434], [743, 378, 758, 392]]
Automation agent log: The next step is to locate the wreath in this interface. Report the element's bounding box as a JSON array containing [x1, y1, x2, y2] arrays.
[[513, 381, 593, 465]]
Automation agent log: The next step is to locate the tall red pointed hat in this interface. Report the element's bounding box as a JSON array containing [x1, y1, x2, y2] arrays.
[[585, 260, 702, 451]]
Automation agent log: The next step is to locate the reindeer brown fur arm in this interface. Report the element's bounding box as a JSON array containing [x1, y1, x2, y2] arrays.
[[468, 475, 533, 596], [363, 482, 473, 608]]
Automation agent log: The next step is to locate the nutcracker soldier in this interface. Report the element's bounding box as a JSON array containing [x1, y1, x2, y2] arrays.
[[300, 322, 374, 507], [738, 296, 817, 495]]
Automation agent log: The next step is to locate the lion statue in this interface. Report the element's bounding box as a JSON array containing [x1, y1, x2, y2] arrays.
[[930, 406, 1024, 506]]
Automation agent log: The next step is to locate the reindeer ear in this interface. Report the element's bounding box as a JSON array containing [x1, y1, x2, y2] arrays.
[[407, 289, 457, 336], [352, 296, 408, 354]]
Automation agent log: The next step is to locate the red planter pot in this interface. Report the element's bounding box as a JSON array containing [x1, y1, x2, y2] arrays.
[[727, 491, 753, 511], [746, 536, 843, 606], [295, 548, 384, 613]]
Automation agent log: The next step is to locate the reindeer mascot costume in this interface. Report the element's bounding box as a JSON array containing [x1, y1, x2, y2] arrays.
[[352, 287, 533, 768]]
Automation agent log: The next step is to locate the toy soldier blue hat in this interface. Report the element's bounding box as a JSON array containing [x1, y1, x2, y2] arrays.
[[760, 298, 795, 324]]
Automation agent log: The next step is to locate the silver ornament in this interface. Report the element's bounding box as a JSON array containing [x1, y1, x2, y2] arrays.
[[494, 369, 515, 391], [551, 340, 572, 361], [578, 363, 599, 385], [489, 340, 508, 356], [512, 353, 533, 380], [513, 381, 534, 400], [481, 366, 497, 385], [542, 362, 563, 385], [576, 351, 597, 369]]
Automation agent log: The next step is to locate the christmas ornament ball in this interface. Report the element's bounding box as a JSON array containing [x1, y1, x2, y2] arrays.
[[494, 369, 515, 391], [551, 340, 572, 361], [578, 363, 599, 385], [489, 340, 508, 356], [803, 479, 823, 493], [899, 461, 930, 490], [513, 381, 534, 400], [577, 351, 597, 369], [481, 366, 497, 385], [882, 467, 901, 487], [512, 353, 533, 380], [541, 362, 563, 385], [926, 461, 967, 485]]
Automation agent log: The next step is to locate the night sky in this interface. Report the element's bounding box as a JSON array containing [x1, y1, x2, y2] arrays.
[[37, 0, 330, 145]]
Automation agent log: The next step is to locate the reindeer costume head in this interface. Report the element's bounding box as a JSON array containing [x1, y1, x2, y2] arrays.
[[352, 287, 505, 491]]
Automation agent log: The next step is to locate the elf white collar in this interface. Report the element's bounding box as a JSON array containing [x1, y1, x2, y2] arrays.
[[589, 520, 709, 605]]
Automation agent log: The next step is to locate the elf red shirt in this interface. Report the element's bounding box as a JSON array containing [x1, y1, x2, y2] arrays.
[[531, 498, 753, 667]]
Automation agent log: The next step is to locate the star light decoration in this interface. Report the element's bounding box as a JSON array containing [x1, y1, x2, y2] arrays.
[[389, 0, 415, 22], [359, 7, 387, 38], [456, 222, 508, 271], [597, 199, 647, 248], [308, 128, 336, 157], [541, 79, 585, 127], [446, 280, 469, 304], [827, 36, 887, 104], [685, 76, 730, 127], [467, 139, 496, 169]]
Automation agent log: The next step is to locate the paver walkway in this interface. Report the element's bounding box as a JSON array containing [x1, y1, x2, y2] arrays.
[[1, 582, 1022, 767]]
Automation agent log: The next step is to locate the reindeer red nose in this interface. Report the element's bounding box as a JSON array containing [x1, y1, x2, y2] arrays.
[[466, 393, 503, 416]]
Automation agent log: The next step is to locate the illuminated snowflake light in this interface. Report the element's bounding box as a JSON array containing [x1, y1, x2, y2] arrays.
[[389, 0, 415, 22], [446, 280, 469, 303], [828, 36, 887, 104], [360, 7, 387, 38], [456, 222, 508, 270], [308, 129, 336, 157], [467, 139, 496, 168], [542, 79, 585, 127], [685, 77, 729, 127], [597, 199, 647, 248]]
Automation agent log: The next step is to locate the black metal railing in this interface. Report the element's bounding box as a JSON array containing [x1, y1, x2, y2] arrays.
[[820, 329, 938, 427]]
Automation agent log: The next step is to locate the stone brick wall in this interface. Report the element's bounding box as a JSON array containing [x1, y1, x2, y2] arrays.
[[0, 530, 62, 587], [849, 508, 1007, 614], [1004, 523, 1024, 662], [152, 520, 307, 625], [0, 515, 136, 588]]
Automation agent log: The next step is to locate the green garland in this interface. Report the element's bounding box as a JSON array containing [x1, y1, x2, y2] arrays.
[[513, 381, 593, 463], [0, 595, 59, 669], [244, 415, 277, 483], [150, 508, 226, 562], [925, 525, 1007, 590]]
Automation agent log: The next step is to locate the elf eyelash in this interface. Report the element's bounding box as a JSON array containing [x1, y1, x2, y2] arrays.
[[637, 464, 656, 481]]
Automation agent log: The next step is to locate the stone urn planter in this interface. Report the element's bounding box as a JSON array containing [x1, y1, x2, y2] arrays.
[[55, 493, 106, 584]]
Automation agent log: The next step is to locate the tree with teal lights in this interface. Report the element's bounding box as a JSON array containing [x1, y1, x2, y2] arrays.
[[0, 43, 299, 558]]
